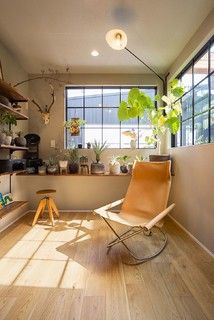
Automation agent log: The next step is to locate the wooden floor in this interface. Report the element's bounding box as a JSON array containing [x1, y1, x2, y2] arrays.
[[0, 212, 213, 320]]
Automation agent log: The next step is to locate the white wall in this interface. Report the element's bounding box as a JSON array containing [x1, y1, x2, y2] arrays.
[[168, 9, 214, 254]]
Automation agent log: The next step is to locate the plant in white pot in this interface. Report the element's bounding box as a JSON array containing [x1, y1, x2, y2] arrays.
[[109, 155, 121, 175], [116, 155, 131, 174], [58, 149, 69, 174], [118, 79, 184, 155]]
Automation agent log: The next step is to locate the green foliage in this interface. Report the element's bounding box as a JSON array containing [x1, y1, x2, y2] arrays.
[[116, 155, 131, 165], [64, 118, 86, 129], [67, 147, 79, 163], [117, 80, 184, 144], [92, 140, 108, 162], [0, 112, 17, 126]]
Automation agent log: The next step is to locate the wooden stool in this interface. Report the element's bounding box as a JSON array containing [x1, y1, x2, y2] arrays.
[[32, 189, 59, 226]]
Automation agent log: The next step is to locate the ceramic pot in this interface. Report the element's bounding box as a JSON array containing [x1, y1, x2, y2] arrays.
[[109, 162, 120, 175], [59, 160, 68, 168], [130, 139, 136, 149], [38, 166, 46, 175], [120, 164, 128, 174], [69, 163, 79, 174], [14, 135, 27, 147], [47, 165, 58, 174], [4, 136, 12, 145], [91, 162, 105, 174], [0, 132, 6, 144]]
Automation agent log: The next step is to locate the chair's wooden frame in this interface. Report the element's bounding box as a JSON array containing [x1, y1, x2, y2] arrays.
[[32, 196, 59, 227]]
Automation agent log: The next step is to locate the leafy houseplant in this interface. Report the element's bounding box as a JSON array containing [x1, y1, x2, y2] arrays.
[[57, 149, 69, 174], [118, 79, 184, 153], [109, 155, 120, 175], [0, 112, 17, 126], [47, 156, 58, 174], [68, 147, 79, 174], [116, 155, 131, 174], [91, 140, 108, 174], [2, 130, 13, 145], [64, 118, 86, 136]]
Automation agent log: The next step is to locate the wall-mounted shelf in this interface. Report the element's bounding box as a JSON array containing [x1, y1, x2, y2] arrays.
[[0, 79, 28, 103], [0, 170, 26, 177], [0, 102, 28, 120], [0, 144, 28, 152]]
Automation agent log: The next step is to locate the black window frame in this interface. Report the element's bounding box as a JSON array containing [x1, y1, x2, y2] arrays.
[[171, 35, 214, 147], [65, 85, 157, 149]]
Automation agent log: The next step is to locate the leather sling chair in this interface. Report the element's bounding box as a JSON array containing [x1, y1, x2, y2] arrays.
[[94, 161, 175, 264]]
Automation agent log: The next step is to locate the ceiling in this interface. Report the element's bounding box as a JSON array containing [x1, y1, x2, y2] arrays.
[[0, 0, 213, 74]]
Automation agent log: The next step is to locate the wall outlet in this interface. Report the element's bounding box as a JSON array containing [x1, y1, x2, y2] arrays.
[[50, 140, 55, 148]]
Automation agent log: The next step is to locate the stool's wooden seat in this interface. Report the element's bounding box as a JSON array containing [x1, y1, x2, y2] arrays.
[[36, 189, 56, 195], [32, 190, 59, 227]]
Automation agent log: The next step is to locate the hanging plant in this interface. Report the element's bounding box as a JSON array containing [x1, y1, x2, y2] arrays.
[[64, 118, 86, 136]]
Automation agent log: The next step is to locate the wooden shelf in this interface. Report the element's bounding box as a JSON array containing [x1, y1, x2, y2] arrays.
[[0, 79, 28, 103], [0, 170, 27, 177], [0, 144, 28, 152], [17, 172, 131, 177], [0, 102, 28, 120], [0, 201, 28, 219]]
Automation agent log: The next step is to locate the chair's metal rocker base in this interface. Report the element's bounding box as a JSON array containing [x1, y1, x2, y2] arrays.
[[102, 216, 167, 265]]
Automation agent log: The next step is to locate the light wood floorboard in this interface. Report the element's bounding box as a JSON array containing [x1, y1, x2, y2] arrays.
[[0, 212, 213, 320]]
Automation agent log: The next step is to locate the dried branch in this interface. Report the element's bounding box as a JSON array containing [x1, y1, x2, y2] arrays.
[[47, 85, 56, 112], [13, 76, 70, 88]]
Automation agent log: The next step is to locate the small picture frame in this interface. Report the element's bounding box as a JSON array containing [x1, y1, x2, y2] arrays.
[[0, 59, 4, 80]]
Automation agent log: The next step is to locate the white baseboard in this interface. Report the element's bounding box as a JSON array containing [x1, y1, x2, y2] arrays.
[[169, 214, 214, 258]]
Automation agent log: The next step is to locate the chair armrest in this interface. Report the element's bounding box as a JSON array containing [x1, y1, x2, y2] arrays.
[[94, 198, 124, 215], [144, 203, 175, 230]]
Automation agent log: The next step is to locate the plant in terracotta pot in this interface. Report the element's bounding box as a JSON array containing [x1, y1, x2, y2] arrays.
[[91, 140, 108, 174], [68, 146, 79, 174], [14, 131, 27, 147], [118, 79, 184, 155], [116, 155, 131, 174], [64, 118, 86, 136], [109, 155, 121, 175]]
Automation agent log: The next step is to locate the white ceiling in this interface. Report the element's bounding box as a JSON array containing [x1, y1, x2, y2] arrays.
[[0, 0, 213, 74]]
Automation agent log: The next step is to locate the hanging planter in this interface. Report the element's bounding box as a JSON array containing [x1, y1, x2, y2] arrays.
[[64, 118, 86, 136]]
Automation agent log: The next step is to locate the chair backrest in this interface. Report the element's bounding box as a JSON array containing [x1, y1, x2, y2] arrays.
[[122, 161, 171, 216]]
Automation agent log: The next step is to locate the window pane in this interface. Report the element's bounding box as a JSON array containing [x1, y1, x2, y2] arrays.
[[139, 125, 154, 148], [121, 88, 129, 101], [210, 42, 214, 73], [211, 74, 214, 109], [103, 129, 120, 148], [181, 66, 192, 92], [176, 128, 181, 147], [194, 112, 209, 144], [194, 79, 209, 115], [103, 88, 120, 108], [103, 108, 120, 126], [211, 108, 214, 142], [85, 108, 102, 125], [85, 128, 102, 145], [182, 119, 192, 146], [194, 51, 208, 85], [66, 128, 83, 148], [182, 92, 192, 120], [67, 88, 83, 108], [67, 108, 83, 120], [143, 88, 156, 99], [85, 89, 102, 108]]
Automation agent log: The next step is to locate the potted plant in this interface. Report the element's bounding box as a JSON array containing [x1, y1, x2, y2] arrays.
[[47, 156, 58, 174], [116, 155, 131, 174], [58, 149, 69, 174], [64, 118, 86, 136], [109, 155, 121, 175], [122, 129, 138, 149], [2, 130, 13, 145], [0, 112, 17, 127], [68, 147, 79, 174], [14, 131, 27, 147], [0, 130, 6, 144], [118, 79, 184, 155], [91, 140, 108, 174]]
